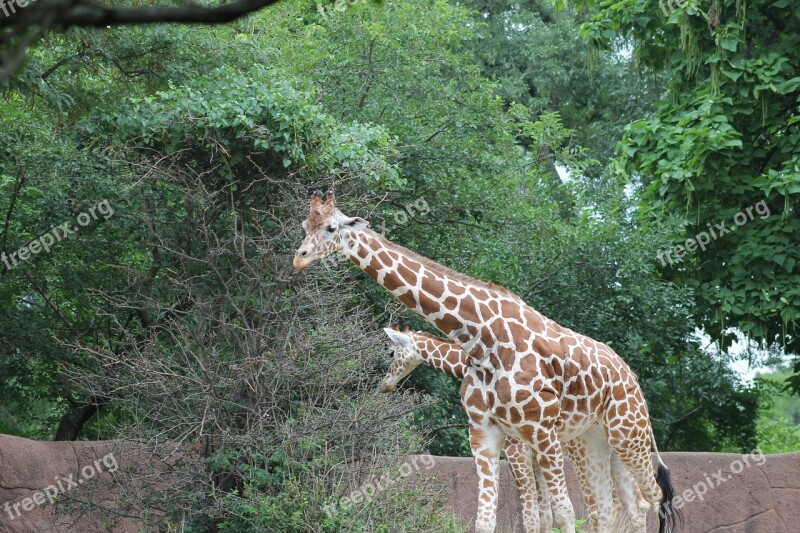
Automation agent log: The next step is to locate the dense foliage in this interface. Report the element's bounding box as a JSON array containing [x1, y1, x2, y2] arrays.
[[756, 365, 800, 453], [583, 0, 800, 391], [1, 0, 797, 529]]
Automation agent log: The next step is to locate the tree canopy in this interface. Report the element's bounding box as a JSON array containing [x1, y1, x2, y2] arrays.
[[583, 0, 800, 389], [1, 0, 797, 529]]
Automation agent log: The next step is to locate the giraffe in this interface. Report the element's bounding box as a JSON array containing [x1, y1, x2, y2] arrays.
[[379, 324, 554, 533], [379, 325, 648, 533], [293, 191, 679, 533]]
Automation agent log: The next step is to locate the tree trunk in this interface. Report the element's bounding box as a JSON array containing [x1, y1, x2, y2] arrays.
[[54, 397, 109, 441]]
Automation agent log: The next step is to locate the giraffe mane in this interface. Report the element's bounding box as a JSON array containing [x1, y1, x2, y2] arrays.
[[302, 200, 521, 302], [368, 229, 521, 301]]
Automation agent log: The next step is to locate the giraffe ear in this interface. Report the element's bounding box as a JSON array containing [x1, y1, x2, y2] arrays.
[[342, 216, 369, 231], [383, 327, 413, 348]]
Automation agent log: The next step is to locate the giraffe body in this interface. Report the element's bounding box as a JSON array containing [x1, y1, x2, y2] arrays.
[[381, 327, 653, 533], [294, 192, 678, 533]]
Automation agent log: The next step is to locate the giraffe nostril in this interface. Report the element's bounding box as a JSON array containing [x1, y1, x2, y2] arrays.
[[300, 250, 309, 257]]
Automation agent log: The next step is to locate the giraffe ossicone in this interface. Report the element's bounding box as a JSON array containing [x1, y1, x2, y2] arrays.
[[294, 191, 679, 533]]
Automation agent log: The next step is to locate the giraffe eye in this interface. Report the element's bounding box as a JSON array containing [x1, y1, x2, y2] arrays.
[[326, 225, 337, 233]]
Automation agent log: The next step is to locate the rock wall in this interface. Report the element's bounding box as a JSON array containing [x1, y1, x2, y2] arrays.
[[423, 451, 800, 532], [0, 434, 797, 532], [0, 435, 144, 533]]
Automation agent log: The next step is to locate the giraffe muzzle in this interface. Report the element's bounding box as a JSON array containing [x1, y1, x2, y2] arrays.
[[293, 249, 313, 270], [378, 381, 396, 393]]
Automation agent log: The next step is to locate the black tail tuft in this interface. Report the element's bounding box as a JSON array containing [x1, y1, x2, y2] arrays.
[[656, 461, 683, 533]]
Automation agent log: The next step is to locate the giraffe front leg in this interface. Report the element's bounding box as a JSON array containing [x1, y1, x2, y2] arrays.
[[469, 423, 504, 533], [503, 437, 541, 533]]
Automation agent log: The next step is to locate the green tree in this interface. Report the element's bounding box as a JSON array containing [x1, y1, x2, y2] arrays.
[[463, 0, 667, 169], [0, 0, 767, 470], [755, 366, 800, 453], [583, 0, 800, 392], [225, 0, 765, 453]]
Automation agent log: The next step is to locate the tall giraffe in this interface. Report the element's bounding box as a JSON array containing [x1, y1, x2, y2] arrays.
[[379, 325, 649, 533], [293, 191, 678, 533]]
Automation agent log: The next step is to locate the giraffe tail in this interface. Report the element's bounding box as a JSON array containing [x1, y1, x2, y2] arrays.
[[651, 426, 682, 533]]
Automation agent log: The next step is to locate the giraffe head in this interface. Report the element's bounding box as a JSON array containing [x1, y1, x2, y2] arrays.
[[379, 325, 424, 393], [293, 190, 369, 270]]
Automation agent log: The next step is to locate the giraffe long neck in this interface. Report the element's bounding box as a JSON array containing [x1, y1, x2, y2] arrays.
[[339, 228, 567, 380], [415, 335, 470, 380], [343, 228, 495, 344]]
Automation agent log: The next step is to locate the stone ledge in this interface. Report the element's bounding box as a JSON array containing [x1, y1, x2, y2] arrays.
[[1, 434, 797, 532]]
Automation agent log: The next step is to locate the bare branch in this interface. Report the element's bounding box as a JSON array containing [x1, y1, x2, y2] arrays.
[[1, 0, 284, 83], [62, 0, 282, 27]]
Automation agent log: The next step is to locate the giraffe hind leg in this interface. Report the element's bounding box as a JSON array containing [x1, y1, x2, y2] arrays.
[[570, 427, 618, 533], [604, 412, 661, 532], [503, 437, 541, 533], [529, 424, 576, 533], [610, 451, 648, 533], [532, 455, 553, 532], [563, 438, 597, 532]]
